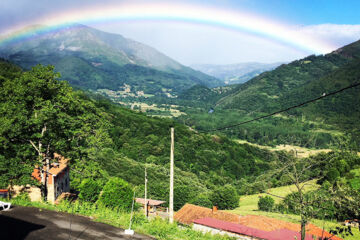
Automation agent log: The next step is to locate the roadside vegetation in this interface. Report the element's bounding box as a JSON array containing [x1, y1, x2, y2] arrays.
[[10, 196, 234, 240]]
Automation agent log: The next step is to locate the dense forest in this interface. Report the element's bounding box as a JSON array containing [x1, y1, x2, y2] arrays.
[[0, 60, 285, 210], [173, 40, 360, 149]]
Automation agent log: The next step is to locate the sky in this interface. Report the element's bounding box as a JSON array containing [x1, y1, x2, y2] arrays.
[[0, 0, 360, 65]]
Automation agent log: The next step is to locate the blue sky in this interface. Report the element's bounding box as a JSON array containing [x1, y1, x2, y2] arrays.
[[220, 0, 360, 25], [1, 0, 360, 65]]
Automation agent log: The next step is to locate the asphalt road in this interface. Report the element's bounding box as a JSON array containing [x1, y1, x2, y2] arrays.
[[0, 205, 155, 240]]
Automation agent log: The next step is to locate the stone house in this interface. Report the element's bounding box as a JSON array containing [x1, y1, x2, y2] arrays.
[[13, 154, 70, 204]]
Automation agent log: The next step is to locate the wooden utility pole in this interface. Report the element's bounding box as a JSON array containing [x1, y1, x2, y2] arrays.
[[144, 166, 148, 217], [169, 127, 174, 223]]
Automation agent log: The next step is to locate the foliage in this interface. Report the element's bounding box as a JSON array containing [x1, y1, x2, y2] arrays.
[[98, 177, 134, 210], [210, 184, 239, 210], [257, 196, 275, 212], [78, 178, 102, 203], [175, 42, 360, 149], [0, 63, 113, 192], [190, 192, 213, 208]]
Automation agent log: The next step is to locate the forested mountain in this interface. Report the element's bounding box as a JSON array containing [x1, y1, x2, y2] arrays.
[[177, 40, 360, 149], [191, 62, 282, 84], [0, 60, 285, 209], [0, 24, 222, 94], [1, 60, 359, 218], [217, 40, 360, 112]]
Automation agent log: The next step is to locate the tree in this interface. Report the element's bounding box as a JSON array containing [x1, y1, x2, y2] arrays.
[[258, 144, 360, 240], [210, 184, 239, 210], [190, 192, 213, 208], [0, 64, 112, 199], [258, 196, 275, 212], [98, 177, 134, 210], [78, 179, 102, 203]]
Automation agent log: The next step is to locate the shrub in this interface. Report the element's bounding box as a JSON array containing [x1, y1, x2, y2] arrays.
[[98, 177, 134, 210], [258, 196, 275, 212], [326, 167, 340, 182], [190, 193, 213, 208], [78, 178, 102, 202], [210, 184, 239, 210]]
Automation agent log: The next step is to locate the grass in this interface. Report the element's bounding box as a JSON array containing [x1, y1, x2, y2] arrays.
[[227, 180, 360, 240], [237, 179, 320, 211], [9, 197, 235, 240]]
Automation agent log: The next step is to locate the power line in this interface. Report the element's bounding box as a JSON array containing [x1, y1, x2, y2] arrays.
[[200, 81, 360, 133]]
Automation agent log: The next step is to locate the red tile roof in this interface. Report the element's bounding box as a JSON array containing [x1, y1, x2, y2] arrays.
[[174, 204, 241, 225], [31, 154, 69, 183], [194, 217, 314, 240], [48, 163, 67, 176]]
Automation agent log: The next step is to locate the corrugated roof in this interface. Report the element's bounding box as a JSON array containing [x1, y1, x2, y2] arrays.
[[174, 204, 241, 225], [194, 217, 314, 240], [136, 198, 165, 206]]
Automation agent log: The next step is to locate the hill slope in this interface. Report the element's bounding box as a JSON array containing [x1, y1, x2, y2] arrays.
[[0, 59, 286, 209], [175, 40, 360, 149], [217, 40, 360, 113], [0, 24, 222, 94]]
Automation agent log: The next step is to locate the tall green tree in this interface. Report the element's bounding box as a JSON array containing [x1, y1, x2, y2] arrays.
[[0, 64, 112, 197]]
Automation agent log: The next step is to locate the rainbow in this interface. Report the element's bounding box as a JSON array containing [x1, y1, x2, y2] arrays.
[[0, 2, 337, 53]]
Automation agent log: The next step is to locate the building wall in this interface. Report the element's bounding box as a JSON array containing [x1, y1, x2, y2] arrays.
[[12, 167, 70, 204], [193, 223, 257, 240], [12, 185, 42, 202], [53, 168, 70, 202]]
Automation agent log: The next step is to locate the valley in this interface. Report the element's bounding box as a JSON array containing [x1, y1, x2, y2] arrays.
[[1, 19, 360, 240]]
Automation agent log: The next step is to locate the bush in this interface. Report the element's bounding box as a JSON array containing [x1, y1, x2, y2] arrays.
[[78, 179, 102, 202], [210, 184, 239, 210], [258, 196, 275, 212], [98, 177, 134, 210], [326, 168, 340, 182], [190, 193, 213, 208]]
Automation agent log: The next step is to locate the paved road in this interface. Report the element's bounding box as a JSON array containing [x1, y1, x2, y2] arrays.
[[0, 206, 155, 240]]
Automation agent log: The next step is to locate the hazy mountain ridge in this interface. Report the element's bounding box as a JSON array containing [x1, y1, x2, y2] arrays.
[[216, 41, 360, 112], [0, 24, 222, 94], [191, 62, 283, 84]]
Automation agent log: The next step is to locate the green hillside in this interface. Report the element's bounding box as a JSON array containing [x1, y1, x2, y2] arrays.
[[217, 40, 360, 116], [0, 61, 285, 210], [176, 40, 360, 149]]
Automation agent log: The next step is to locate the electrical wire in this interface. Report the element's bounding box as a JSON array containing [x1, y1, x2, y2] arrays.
[[200, 81, 360, 133]]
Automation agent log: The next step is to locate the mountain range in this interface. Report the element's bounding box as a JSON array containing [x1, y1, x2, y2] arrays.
[[0, 24, 222, 95], [191, 62, 283, 84], [177, 40, 360, 148]]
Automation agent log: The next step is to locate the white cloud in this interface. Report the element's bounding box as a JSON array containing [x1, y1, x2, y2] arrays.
[[90, 21, 310, 65], [89, 22, 360, 65], [298, 24, 360, 49]]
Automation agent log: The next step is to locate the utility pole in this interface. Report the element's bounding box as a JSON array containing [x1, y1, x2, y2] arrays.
[[144, 166, 148, 217], [169, 127, 174, 223]]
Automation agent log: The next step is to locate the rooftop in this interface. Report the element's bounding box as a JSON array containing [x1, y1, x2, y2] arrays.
[[136, 198, 165, 206], [235, 215, 342, 240], [194, 217, 314, 240], [31, 153, 69, 182], [174, 204, 241, 225]]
